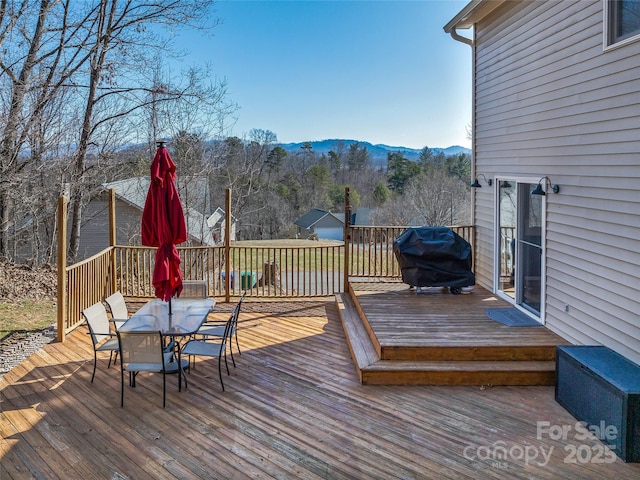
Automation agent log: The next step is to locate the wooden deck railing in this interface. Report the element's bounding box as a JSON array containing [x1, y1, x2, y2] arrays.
[[113, 243, 344, 299], [348, 225, 474, 278], [348, 226, 405, 278], [57, 189, 475, 339], [63, 249, 114, 336], [60, 225, 475, 337], [60, 226, 475, 338]]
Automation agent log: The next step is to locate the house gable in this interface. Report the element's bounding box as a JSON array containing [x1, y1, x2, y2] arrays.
[[294, 208, 331, 229], [294, 209, 344, 240]]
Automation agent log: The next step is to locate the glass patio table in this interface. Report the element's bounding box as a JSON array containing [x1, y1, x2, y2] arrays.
[[119, 297, 215, 379], [119, 298, 215, 337]]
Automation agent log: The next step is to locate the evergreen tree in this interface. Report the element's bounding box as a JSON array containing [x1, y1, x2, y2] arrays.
[[373, 182, 391, 207], [386, 152, 421, 194]]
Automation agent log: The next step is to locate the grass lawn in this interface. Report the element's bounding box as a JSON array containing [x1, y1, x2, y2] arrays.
[[0, 300, 56, 340], [230, 238, 347, 272]]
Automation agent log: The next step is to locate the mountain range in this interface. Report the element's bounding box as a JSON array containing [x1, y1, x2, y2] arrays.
[[278, 139, 470, 166]]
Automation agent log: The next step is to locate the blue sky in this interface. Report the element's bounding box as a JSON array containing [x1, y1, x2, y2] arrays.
[[174, 0, 472, 150]]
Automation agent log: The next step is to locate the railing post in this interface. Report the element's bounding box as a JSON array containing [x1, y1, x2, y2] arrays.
[[108, 189, 117, 294], [225, 188, 231, 302], [343, 187, 351, 293], [57, 196, 68, 342]]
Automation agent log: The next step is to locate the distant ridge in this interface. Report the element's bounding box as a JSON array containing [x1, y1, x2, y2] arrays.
[[277, 139, 470, 165]]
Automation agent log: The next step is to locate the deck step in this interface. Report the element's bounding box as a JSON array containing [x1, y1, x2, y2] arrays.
[[335, 292, 557, 386], [377, 344, 559, 362], [361, 360, 556, 386]]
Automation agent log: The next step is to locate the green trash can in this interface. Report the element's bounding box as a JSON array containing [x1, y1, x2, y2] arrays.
[[241, 271, 255, 289]]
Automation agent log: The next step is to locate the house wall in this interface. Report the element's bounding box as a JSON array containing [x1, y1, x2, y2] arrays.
[[472, 0, 640, 362], [77, 195, 143, 259], [296, 226, 311, 239], [314, 216, 344, 240], [78, 192, 213, 260]]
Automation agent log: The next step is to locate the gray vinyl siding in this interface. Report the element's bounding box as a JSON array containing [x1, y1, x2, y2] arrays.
[[472, 1, 640, 362], [471, 192, 494, 289], [77, 196, 142, 259]]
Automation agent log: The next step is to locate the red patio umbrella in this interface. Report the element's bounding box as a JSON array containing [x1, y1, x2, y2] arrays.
[[141, 142, 188, 305]]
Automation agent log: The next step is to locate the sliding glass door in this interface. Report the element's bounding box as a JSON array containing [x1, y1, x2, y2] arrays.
[[497, 179, 543, 317]]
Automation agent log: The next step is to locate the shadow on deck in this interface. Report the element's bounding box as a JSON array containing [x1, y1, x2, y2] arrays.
[[4, 299, 640, 478], [337, 281, 571, 386]]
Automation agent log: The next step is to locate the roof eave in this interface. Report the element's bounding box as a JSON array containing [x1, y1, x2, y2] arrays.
[[444, 0, 506, 32]]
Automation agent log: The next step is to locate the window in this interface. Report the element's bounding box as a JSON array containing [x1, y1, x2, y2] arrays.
[[608, 0, 640, 45]]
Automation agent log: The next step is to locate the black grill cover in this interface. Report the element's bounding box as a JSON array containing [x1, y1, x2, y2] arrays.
[[393, 226, 475, 287]]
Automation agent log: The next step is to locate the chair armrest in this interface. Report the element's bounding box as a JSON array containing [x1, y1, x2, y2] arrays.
[[198, 324, 225, 337], [86, 331, 116, 337], [109, 318, 128, 329], [200, 320, 226, 327]]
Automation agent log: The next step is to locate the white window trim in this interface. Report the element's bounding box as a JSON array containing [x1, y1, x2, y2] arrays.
[[603, 0, 640, 51]]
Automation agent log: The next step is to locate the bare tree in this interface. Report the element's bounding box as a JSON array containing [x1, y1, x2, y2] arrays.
[[402, 170, 470, 226], [370, 196, 417, 226], [372, 169, 470, 227], [66, 0, 218, 261], [0, 0, 68, 258], [0, 0, 224, 262], [209, 129, 278, 239]]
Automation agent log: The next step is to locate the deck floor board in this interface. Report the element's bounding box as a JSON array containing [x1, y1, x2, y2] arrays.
[[2, 299, 639, 479]]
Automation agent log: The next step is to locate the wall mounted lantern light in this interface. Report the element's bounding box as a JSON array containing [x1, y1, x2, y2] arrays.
[[470, 174, 493, 188], [531, 176, 560, 196]]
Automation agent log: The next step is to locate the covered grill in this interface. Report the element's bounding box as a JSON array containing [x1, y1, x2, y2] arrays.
[[393, 226, 475, 294]]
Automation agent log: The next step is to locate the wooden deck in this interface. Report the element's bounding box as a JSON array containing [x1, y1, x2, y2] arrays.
[[338, 282, 571, 385], [2, 300, 640, 479]]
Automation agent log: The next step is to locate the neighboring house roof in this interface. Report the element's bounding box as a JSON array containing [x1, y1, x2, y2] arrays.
[[104, 177, 209, 212], [294, 209, 344, 229], [104, 178, 149, 211], [103, 178, 216, 246], [351, 208, 374, 226]]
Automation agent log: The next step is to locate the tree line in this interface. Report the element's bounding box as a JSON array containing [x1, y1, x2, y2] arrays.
[[169, 133, 471, 244], [0, 1, 471, 267]]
